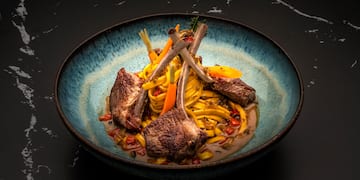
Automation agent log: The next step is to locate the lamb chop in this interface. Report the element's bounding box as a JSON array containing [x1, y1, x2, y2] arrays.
[[168, 26, 257, 107], [143, 26, 208, 163], [109, 68, 145, 130], [143, 107, 207, 162], [109, 30, 190, 131], [210, 77, 257, 107]]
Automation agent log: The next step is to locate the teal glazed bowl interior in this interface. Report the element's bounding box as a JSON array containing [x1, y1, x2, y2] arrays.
[[55, 13, 304, 179]]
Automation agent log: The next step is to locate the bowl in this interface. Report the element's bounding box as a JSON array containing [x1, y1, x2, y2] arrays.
[[54, 13, 304, 179]]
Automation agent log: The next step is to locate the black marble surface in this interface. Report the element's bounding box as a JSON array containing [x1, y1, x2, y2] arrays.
[[1, 0, 359, 179]]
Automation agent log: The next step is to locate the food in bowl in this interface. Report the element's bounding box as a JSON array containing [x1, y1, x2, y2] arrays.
[[97, 18, 259, 165], [55, 13, 304, 179]]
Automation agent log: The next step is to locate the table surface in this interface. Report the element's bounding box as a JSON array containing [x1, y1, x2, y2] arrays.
[[1, 0, 359, 180]]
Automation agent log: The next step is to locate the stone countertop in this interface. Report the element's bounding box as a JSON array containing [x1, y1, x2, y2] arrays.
[[1, 0, 359, 179]]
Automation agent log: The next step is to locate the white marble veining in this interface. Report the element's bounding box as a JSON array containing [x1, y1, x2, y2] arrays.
[[271, 0, 359, 90], [21, 114, 37, 180], [4, 66, 35, 108], [42, 25, 58, 34], [274, 0, 360, 33], [6, 0, 56, 179], [338, 38, 346, 42], [305, 28, 347, 43], [11, 1, 40, 178], [35, 165, 51, 175], [351, 60, 358, 68], [7, 65, 32, 79], [343, 20, 360, 30], [15, 0, 27, 21], [41, 128, 58, 138], [12, 21, 35, 56], [116, 1, 126, 6], [68, 145, 81, 168], [11, 21, 31, 44], [207, 6, 222, 13], [273, 0, 333, 24], [12, 0, 35, 56]]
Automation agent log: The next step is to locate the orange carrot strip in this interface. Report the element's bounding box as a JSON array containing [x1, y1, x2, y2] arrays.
[[154, 24, 180, 64], [160, 64, 177, 115], [148, 51, 158, 62], [139, 28, 158, 62]]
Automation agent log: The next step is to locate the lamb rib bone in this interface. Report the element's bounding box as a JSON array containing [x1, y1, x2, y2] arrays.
[[147, 37, 190, 81], [110, 31, 190, 131], [168, 27, 214, 84], [131, 34, 190, 129], [168, 26, 257, 107], [142, 24, 209, 162], [174, 23, 209, 114]]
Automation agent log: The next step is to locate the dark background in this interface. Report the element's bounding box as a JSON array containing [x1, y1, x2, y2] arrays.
[[1, 0, 359, 179]]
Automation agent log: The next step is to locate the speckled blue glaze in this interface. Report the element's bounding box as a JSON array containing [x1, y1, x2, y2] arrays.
[[56, 14, 303, 175]]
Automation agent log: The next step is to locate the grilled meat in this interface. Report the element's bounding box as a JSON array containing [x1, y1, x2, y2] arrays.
[[168, 25, 257, 107], [109, 67, 145, 130], [143, 108, 207, 162], [210, 76, 256, 107]]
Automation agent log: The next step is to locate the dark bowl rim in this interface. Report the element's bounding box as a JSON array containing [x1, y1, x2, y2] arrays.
[[54, 12, 305, 170]]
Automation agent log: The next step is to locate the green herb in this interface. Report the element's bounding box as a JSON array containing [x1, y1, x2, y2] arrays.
[[190, 16, 200, 32], [190, 16, 207, 32]]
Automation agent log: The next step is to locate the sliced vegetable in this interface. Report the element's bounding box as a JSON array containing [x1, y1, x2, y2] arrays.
[[229, 117, 241, 127], [125, 135, 136, 145], [152, 87, 163, 96], [98, 113, 112, 121], [206, 65, 242, 78], [225, 126, 235, 135], [153, 24, 180, 64], [160, 64, 177, 115], [138, 28, 158, 62]]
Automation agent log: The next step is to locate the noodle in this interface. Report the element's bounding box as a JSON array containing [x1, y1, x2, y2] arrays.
[[99, 23, 258, 165], [138, 29, 251, 155]]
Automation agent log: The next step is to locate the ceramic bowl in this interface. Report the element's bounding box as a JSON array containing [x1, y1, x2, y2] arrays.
[[55, 13, 304, 179]]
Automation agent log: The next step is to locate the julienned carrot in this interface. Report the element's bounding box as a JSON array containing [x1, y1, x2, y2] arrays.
[[138, 28, 158, 62], [153, 24, 180, 64], [160, 64, 177, 115]]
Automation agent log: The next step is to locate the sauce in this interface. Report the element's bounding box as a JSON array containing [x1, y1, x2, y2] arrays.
[[99, 103, 258, 166]]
